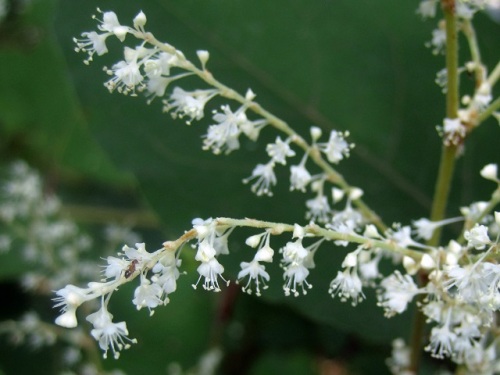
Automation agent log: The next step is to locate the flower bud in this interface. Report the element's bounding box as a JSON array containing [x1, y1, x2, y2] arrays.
[[133, 11, 147, 29]]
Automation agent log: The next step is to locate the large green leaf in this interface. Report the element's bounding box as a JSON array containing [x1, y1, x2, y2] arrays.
[[51, 0, 500, 349]]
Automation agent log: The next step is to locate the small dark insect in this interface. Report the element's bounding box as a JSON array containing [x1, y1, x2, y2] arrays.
[[124, 259, 139, 278]]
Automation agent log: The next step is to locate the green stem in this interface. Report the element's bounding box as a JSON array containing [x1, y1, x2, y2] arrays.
[[461, 19, 482, 86], [477, 96, 500, 124], [409, 1, 460, 373], [487, 61, 500, 87]]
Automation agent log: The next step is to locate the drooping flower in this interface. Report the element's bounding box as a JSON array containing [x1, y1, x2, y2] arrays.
[[266, 136, 295, 165], [163, 87, 219, 125], [317, 130, 352, 164], [132, 279, 163, 315], [425, 309, 456, 359], [53, 285, 91, 328], [243, 161, 277, 196], [464, 224, 491, 250], [328, 269, 365, 305], [305, 194, 331, 223], [193, 258, 228, 292], [290, 154, 312, 192], [86, 304, 137, 359], [238, 260, 270, 296], [377, 271, 421, 317]]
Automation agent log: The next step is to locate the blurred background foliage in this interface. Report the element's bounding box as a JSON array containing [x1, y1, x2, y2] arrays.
[[0, 0, 498, 373]]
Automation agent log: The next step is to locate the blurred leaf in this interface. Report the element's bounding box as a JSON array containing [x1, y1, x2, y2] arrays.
[[0, 0, 128, 183]]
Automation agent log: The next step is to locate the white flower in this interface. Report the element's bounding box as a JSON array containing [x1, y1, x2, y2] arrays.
[[456, 2, 476, 19], [74, 32, 109, 62], [133, 279, 163, 314], [250, 231, 274, 262], [243, 161, 277, 196], [358, 253, 381, 281], [98, 11, 128, 41], [122, 242, 154, 267], [472, 82, 492, 109], [377, 271, 420, 317], [143, 52, 181, 100], [281, 238, 308, 264], [133, 11, 147, 30], [428, 28, 446, 55], [203, 105, 247, 154], [416, 0, 438, 18], [305, 194, 331, 223], [386, 338, 411, 374], [464, 224, 491, 250], [443, 262, 496, 303], [480, 163, 498, 182], [425, 309, 456, 359], [105, 256, 128, 279], [151, 252, 181, 297], [53, 285, 91, 328], [266, 136, 295, 165], [328, 269, 365, 305], [280, 238, 316, 296], [318, 130, 352, 164], [195, 240, 217, 262], [193, 258, 227, 292], [104, 46, 151, 95], [412, 216, 463, 240], [290, 159, 312, 192], [86, 305, 137, 359], [283, 263, 311, 297], [163, 87, 219, 125], [238, 260, 270, 296], [426, 323, 457, 359], [73, 10, 130, 64]]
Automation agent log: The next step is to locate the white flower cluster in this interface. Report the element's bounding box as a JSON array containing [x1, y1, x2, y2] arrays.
[[50, 161, 499, 365], [53, 240, 181, 359]]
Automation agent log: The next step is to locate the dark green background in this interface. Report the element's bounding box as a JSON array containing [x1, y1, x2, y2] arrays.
[[0, 0, 498, 373]]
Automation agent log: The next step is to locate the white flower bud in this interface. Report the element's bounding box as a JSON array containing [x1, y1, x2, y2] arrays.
[[245, 89, 256, 100], [480, 163, 498, 181], [332, 188, 345, 203], [349, 187, 363, 200], [363, 224, 380, 238], [403, 256, 418, 275], [55, 308, 78, 328], [445, 252, 458, 266], [447, 240, 463, 254], [310, 126, 322, 142], [197, 50, 210, 68], [133, 11, 147, 29], [245, 234, 261, 248], [420, 253, 435, 270], [293, 224, 305, 239], [113, 26, 129, 42], [342, 251, 357, 268], [255, 246, 274, 262]]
